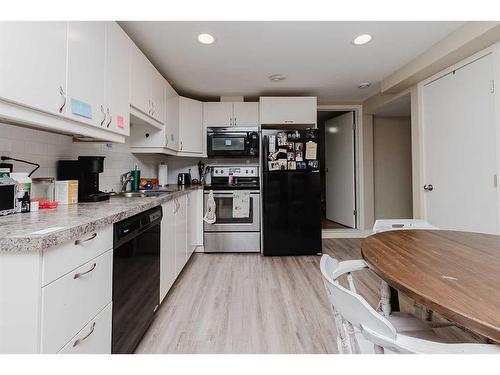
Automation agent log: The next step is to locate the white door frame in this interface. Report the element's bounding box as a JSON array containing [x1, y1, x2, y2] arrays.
[[417, 42, 500, 233], [317, 104, 367, 237]]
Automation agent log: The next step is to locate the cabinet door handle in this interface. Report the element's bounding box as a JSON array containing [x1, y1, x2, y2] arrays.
[[424, 184, 434, 192], [234, 117, 237, 126], [284, 120, 294, 124], [72, 322, 96, 347], [230, 117, 232, 126], [180, 141, 183, 150], [58, 86, 66, 113], [74, 232, 97, 245], [106, 108, 112, 128], [73, 262, 97, 279], [100, 105, 106, 126]]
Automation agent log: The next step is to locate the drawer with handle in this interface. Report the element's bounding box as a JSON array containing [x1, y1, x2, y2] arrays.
[[42, 225, 113, 286], [58, 302, 112, 354], [41, 249, 113, 353]]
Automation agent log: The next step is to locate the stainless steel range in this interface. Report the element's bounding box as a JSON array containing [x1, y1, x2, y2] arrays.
[[203, 166, 260, 253]]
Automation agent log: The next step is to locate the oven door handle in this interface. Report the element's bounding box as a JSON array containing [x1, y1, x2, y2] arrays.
[[204, 191, 260, 195]]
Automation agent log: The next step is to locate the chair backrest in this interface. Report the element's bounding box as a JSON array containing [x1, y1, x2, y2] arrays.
[[373, 219, 438, 234], [320, 255, 397, 341]]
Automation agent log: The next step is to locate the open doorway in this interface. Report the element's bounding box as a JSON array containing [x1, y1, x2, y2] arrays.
[[372, 94, 413, 220], [318, 110, 357, 230]]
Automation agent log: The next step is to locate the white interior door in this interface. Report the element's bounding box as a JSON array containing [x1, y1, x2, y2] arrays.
[[422, 53, 498, 234], [325, 112, 356, 228]]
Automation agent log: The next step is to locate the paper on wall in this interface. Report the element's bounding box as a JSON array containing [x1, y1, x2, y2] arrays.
[[305, 141, 317, 160]]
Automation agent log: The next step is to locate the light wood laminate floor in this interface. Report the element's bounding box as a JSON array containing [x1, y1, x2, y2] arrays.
[[135, 238, 479, 354]]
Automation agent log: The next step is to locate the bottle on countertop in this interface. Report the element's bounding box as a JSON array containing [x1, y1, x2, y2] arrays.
[[131, 164, 141, 191]]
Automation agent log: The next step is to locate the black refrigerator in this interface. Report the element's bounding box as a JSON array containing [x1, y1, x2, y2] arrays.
[[261, 128, 322, 256]]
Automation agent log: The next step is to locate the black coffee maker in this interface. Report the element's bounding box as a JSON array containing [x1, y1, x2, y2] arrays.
[[57, 156, 110, 202]]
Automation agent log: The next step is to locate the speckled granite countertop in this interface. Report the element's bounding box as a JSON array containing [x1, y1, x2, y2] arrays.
[[0, 185, 202, 253]]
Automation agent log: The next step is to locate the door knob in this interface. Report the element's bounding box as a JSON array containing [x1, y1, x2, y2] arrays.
[[424, 184, 434, 191]]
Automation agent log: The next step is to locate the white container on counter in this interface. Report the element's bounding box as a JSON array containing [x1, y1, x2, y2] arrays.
[[158, 163, 168, 187], [54, 180, 79, 204], [10, 172, 31, 213]]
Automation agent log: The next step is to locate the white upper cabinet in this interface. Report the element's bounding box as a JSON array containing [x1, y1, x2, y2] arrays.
[[0, 22, 67, 115], [130, 43, 165, 126], [179, 97, 203, 154], [259, 96, 317, 126], [66, 22, 106, 127], [151, 68, 166, 124], [165, 81, 180, 151], [203, 102, 259, 127], [130, 43, 152, 116], [104, 22, 130, 136], [203, 102, 233, 127], [233, 102, 259, 127]]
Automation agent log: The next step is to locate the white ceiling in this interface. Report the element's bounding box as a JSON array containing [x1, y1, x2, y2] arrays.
[[120, 21, 464, 103]]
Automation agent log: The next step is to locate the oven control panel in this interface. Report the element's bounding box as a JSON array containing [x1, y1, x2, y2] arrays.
[[212, 166, 258, 177]]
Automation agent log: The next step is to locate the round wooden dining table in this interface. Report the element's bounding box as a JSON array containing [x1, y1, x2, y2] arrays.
[[361, 229, 500, 343]]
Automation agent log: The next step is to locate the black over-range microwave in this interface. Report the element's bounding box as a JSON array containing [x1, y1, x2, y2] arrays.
[[207, 128, 259, 157]]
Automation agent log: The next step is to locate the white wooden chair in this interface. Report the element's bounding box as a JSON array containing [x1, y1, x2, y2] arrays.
[[320, 254, 500, 354]]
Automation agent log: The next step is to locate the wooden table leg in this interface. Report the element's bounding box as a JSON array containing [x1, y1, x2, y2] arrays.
[[390, 286, 400, 312], [380, 281, 391, 317]]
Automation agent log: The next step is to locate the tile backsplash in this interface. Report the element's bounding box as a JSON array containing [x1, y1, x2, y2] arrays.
[[0, 122, 167, 193], [0, 122, 258, 193]]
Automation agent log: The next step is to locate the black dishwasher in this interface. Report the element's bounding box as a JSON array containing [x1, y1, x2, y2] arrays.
[[112, 206, 162, 354]]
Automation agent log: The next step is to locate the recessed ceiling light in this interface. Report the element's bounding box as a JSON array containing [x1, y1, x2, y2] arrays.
[[198, 33, 215, 45], [358, 82, 371, 89], [352, 34, 372, 46], [269, 74, 286, 82]]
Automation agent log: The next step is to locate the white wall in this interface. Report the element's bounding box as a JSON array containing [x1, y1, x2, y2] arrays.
[[362, 114, 375, 228], [0, 122, 165, 193], [373, 116, 413, 219]]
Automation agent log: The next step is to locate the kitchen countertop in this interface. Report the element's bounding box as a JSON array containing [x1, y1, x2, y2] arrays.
[[0, 185, 202, 253]]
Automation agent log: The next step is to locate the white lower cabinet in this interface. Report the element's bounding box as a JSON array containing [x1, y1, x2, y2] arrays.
[[58, 302, 112, 354], [174, 195, 188, 276], [160, 191, 203, 303], [160, 200, 176, 302], [189, 190, 204, 253], [0, 225, 113, 353], [1, 192, 201, 353], [41, 249, 113, 353]]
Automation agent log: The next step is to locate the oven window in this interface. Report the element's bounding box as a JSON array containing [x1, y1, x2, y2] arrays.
[[212, 137, 245, 151], [215, 197, 253, 223]]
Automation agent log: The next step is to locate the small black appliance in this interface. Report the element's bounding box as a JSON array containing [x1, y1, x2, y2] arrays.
[[177, 170, 192, 185], [57, 156, 110, 202], [207, 128, 259, 157]]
